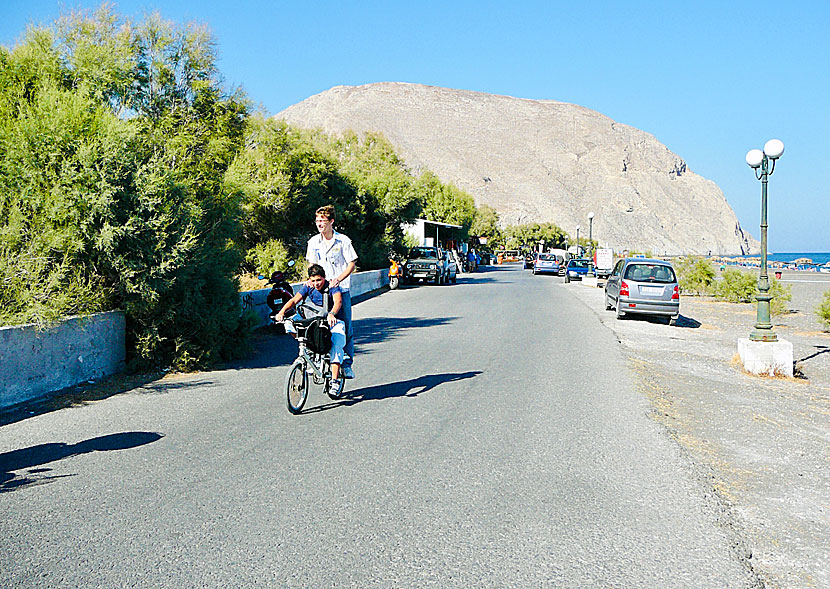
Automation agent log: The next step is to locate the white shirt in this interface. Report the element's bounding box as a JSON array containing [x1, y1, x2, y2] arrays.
[[306, 230, 358, 291]]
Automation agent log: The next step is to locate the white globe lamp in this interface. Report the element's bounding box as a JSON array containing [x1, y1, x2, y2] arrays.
[[763, 139, 784, 159], [745, 149, 763, 168]]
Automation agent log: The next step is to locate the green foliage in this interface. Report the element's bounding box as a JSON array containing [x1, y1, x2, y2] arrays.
[[0, 8, 251, 370], [712, 268, 791, 317], [416, 171, 476, 232], [1, 6, 494, 371], [768, 277, 792, 317], [244, 238, 303, 281], [470, 205, 501, 246], [816, 290, 830, 331], [712, 268, 757, 302], [674, 257, 715, 295], [503, 223, 569, 251]]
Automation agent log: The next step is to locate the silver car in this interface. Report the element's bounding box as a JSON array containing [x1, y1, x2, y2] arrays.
[[604, 258, 680, 325]]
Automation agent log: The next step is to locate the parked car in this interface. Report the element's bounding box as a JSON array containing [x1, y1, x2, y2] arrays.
[[442, 250, 458, 284], [532, 253, 560, 275], [546, 249, 570, 275], [404, 246, 444, 285], [523, 252, 535, 270], [564, 258, 591, 283], [604, 258, 680, 325]]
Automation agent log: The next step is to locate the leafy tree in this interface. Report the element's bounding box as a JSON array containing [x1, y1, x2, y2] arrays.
[[470, 204, 501, 247], [416, 171, 476, 232], [503, 223, 569, 251], [0, 8, 251, 370]]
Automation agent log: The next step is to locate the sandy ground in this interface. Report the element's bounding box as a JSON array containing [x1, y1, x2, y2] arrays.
[[566, 269, 830, 589]]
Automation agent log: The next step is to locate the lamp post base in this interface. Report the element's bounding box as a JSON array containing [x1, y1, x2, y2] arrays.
[[738, 338, 793, 377], [749, 328, 778, 343]]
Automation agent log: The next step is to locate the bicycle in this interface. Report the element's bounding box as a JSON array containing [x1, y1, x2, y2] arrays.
[[280, 316, 345, 414]]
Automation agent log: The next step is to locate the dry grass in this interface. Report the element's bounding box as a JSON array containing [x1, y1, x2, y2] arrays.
[[730, 353, 808, 382], [239, 273, 269, 292]]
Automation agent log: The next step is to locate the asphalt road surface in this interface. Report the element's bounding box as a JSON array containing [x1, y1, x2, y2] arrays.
[[1, 265, 762, 587]]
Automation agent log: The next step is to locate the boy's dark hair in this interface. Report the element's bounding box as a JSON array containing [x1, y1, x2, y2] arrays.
[[308, 264, 326, 278], [315, 205, 335, 220]]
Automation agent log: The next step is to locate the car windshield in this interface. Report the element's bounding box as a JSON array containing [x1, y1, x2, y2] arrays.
[[569, 260, 589, 268], [538, 254, 556, 261], [409, 247, 437, 259], [624, 263, 676, 283]]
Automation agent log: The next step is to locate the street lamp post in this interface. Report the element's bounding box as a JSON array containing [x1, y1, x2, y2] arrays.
[[575, 225, 581, 257], [587, 212, 595, 276], [745, 139, 784, 342]]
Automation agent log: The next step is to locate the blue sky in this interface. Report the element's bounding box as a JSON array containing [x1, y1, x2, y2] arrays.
[[3, 1, 828, 252]]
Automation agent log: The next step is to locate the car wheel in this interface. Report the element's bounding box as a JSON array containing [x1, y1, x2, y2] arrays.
[[615, 300, 625, 319], [452, 275, 457, 284]]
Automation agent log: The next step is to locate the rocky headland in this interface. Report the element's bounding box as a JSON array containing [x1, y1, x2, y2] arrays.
[[277, 82, 758, 255]]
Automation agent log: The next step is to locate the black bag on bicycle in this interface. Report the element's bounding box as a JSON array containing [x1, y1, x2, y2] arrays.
[[305, 318, 332, 355], [297, 281, 334, 355]]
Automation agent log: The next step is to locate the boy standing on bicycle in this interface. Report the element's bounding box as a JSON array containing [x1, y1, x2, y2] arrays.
[[306, 205, 358, 379], [275, 264, 347, 388]]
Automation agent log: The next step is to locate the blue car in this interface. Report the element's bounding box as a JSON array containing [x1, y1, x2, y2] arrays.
[[564, 258, 591, 282], [532, 253, 560, 275]]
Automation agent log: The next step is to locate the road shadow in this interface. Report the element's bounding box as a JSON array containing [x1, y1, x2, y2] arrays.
[[0, 371, 168, 428], [230, 316, 460, 371], [1, 431, 163, 493], [353, 316, 457, 346], [299, 371, 482, 414]]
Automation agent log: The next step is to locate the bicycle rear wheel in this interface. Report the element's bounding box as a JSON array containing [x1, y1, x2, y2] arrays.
[[285, 360, 308, 414]]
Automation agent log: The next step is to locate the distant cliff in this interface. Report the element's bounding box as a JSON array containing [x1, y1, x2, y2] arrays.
[[277, 82, 757, 255]]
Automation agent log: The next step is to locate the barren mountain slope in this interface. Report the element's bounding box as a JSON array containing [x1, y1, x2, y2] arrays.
[[277, 82, 757, 255]]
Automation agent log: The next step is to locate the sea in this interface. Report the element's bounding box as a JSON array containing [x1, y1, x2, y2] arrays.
[[732, 252, 830, 267]]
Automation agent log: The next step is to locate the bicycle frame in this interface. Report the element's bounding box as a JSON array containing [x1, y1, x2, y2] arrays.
[[296, 337, 331, 384]]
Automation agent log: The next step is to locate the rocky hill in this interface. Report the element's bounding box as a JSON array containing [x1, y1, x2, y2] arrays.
[[276, 82, 757, 255]]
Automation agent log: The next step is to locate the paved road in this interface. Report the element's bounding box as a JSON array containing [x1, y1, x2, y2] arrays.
[[1, 265, 761, 587]]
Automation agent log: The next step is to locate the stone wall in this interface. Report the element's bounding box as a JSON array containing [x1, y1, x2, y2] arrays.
[[0, 270, 388, 410], [240, 269, 389, 327], [1, 311, 126, 409]]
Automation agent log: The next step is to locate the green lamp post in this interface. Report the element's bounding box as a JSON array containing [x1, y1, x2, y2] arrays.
[[745, 138, 784, 342], [575, 225, 581, 257], [587, 212, 595, 276]]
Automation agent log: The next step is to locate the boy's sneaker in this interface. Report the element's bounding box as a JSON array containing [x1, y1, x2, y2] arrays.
[[343, 366, 355, 379]]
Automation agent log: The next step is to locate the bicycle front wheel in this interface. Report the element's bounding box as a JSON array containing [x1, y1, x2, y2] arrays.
[[285, 360, 308, 414]]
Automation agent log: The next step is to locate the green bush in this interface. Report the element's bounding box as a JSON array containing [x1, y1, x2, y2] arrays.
[[712, 268, 791, 316], [675, 257, 715, 295], [0, 9, 253, 370], [816, 290, 830, 331], [712, 268, 757, 302], [768, 277, 792, 317], [244, 238, 304, 282]]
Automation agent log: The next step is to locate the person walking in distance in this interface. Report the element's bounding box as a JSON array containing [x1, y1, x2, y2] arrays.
[[306, 205, 358, 379]]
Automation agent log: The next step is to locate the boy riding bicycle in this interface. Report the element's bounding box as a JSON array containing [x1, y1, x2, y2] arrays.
[[275, 264, 347, 389]]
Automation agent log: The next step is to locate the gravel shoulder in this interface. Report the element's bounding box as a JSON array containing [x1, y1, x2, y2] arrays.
[[560, 271, 830, 589]]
